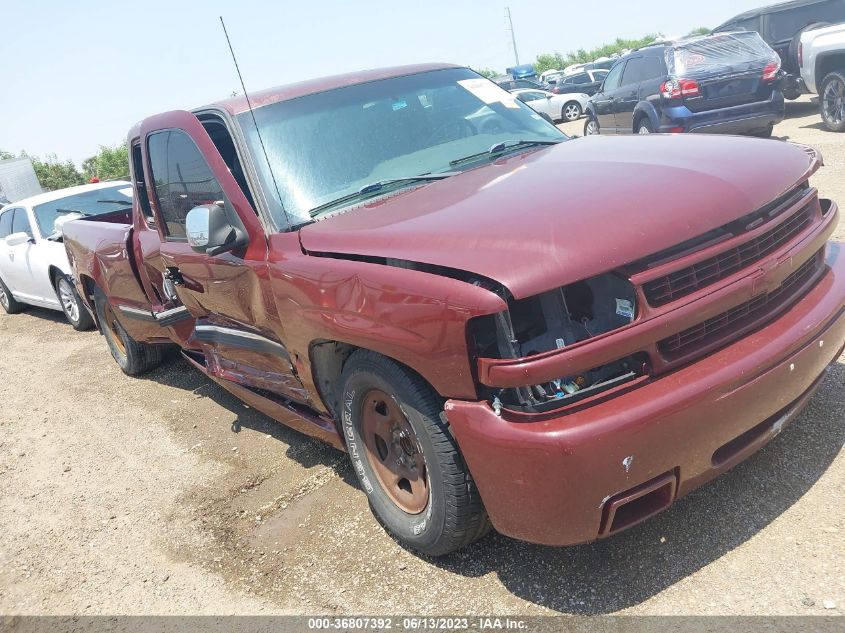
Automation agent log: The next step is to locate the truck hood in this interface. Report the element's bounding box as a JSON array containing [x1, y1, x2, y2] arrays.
[[299, 135, 820, 299]]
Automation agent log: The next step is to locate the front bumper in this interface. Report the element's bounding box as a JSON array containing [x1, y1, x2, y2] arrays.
[[659, 90, 785, 135], [445, 243, 845, 546]]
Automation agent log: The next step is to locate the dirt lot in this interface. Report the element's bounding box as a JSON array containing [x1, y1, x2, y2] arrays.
[[1, 97, 843, 616]]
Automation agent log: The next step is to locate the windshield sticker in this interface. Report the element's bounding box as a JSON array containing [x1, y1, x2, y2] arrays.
[[458, 78, 520, 109], [392, 99, 408, 111]]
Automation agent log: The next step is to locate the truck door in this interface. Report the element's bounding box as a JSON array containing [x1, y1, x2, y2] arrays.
[[139, 111, 310, 405]]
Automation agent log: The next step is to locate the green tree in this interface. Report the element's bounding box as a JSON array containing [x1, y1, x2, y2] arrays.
[[472, 67, 500, 79], [534, 34, 662, 75], [0, 149, 15, 160], [82, 143, 130, 182], [24, 153, 84, 191], [686, 27, 712, 36]]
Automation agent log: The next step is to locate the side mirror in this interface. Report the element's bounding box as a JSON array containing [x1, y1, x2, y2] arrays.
[[186, 203, 248, 257], [5, 232, 32, 247]]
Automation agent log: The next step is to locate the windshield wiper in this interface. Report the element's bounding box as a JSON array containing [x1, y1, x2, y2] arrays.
[[308, 173, 457, 218], [449, 139, 563, 166], [97, 199, 133, 205]]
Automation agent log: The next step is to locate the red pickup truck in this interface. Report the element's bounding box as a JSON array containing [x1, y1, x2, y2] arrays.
[[63, 63, 845, 556]]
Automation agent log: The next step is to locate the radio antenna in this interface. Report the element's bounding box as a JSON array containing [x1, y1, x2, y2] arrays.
[[219, 16, 292, 229]]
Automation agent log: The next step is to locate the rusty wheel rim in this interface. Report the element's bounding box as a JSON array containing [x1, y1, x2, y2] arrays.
[[360, 389, 429, 515], [101, 301, 126, 356]]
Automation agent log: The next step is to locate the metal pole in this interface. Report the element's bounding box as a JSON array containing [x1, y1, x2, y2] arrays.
[[506, 6, 519, 66]]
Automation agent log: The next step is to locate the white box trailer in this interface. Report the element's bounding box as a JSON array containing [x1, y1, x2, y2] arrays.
[[0, 157, 42, 206]]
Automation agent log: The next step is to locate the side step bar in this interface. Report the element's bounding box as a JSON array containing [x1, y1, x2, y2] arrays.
[[117, 304, 192, 327]]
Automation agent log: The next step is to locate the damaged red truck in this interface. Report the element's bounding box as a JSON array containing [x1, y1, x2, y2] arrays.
[[62, 64, 845, 556]]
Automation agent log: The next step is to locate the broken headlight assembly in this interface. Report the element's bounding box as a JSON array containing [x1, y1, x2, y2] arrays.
[[470, 272, 649, 413]]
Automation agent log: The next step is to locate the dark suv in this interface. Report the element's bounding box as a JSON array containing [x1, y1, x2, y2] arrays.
[[584, 32, 786, 137], [551, 69, 609, 96], [714, 0, 845, 98]]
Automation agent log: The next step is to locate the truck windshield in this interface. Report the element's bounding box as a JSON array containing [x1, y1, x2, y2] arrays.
[[239, 67, 565, 227], [33, 184, 133, 237]]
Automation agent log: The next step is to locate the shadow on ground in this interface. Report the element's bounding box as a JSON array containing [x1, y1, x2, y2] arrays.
[[144, 349, 843, 614], [140, 352, 340, 470]]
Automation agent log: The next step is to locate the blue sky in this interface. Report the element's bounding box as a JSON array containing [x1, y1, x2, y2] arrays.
[[0, 0, 767, 164]]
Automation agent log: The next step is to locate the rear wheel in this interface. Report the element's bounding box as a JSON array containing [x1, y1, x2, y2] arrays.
[[56, 275, 94, 331], [340, 350, 490, 556], [0, 275, 25, 314], [93, 286, 164, 375], [819, 71, 845, 133], [584, 116, 600, 135], [562, 101, 582, 122], [636, 117, 654, 134], [750, 124, 775, 138]]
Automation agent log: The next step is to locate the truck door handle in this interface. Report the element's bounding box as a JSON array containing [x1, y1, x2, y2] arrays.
[[164, 267, 185, 286]]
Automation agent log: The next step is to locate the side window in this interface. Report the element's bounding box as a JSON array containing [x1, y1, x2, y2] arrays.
[[642, 57, 666, 81], [11, 208, 32, 237], [602, 62, 625, 91], [200, 117, 256, 210], [620, 58, 645, 87], [518, 91, 544, 103], [131, 142, 155, 227], [570, 73, 590, 85], [147, 130, 226, 240], [0, 209, 12, 238]]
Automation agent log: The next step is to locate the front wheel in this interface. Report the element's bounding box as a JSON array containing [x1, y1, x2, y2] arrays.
[[340, 350, 490, 556], [56, 275, 94, 331], [584, 116, 600, 135], [93, 286, 164, 375], [562, 101, 582, 122], [819, 71, 845, 132]]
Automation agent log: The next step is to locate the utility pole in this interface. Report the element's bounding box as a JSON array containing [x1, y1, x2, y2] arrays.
[[505, 6, 519, 66]]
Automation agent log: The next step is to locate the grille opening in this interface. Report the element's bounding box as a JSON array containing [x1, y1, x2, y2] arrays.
[[601, 472, 677, 536], [821, 198, 833, 216], [659, 251, 823, 358], [631, 183, 809, 273], [644, 202, 814, 306]]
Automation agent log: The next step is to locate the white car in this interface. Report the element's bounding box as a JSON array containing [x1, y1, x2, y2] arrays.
[[799, 22, 845, 132], [511, 88, 590, 122], [0, 181, 133, 329]]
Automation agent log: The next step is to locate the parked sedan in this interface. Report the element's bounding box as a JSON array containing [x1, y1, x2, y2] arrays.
[[0, 181, 132, 329], [512, 88, 590, 122]]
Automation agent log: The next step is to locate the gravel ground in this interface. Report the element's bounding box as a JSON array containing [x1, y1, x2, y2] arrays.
[[1, 96, 843, 616]]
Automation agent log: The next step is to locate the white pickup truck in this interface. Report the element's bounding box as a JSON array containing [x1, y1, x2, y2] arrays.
[[800, 22, 845, 131]]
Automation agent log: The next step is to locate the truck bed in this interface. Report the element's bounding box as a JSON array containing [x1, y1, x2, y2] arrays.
[[62, 216, 154, 326]]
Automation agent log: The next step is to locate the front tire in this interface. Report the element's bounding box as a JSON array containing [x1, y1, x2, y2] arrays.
[[340, 350, 490, 556], [584, 115, 600, 135], [56, 275, 94, 331], [819, 71, 845, 132], [562, 101, 582, 122], [0, 275, 25, 314], [93, 286, 164, 375]]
